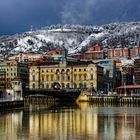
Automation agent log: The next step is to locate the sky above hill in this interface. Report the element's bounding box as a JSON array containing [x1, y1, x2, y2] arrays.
[[0, 0, 140, 35]]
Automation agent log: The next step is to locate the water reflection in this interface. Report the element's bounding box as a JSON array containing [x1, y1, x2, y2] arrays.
[[0, 103, 140, 140]]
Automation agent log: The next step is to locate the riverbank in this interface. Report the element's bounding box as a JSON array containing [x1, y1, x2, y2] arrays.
[[78, 94, 140, 104], [0, 100, 24, 109]]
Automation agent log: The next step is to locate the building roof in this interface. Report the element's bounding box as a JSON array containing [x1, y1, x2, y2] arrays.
[[117, 85, 140, 89]]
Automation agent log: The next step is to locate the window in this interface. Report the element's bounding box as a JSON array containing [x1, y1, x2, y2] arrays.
[[91, 74, 93, 80], [56, 75, 59, 81], [74, 74, 77, 80], [46, 75, 49, 81], [33, 75, 35, 81], [74, 83, 77, 88], [84, 74, 86, 80], [67, 75, 70, 81], [79, 69, 81, 72], [79, 74, 82, 80], [42, 84, 44, 88], [66, 69, 70, 74], [66, 83, 70, 88], [33, 83, 35, 88], [62, 75, 65, 80], [42, 75, 44, 81], [61, 69, 65, 74], [51, 75, 53, 81], [84, 83, 87, 88], [46, 84, 49, 88], [62, 83, 65, 88]]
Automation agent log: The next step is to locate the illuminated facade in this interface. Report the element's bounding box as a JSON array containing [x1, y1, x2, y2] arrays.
[[29, 61, 104, 91], [0, 60, 29, 90]]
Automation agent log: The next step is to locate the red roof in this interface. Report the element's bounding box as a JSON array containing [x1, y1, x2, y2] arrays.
[[117, 85, 140, 89]]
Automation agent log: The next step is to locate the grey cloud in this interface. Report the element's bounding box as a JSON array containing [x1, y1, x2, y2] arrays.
[[0, 0, 140, 35], [61, 0, 97, 24]]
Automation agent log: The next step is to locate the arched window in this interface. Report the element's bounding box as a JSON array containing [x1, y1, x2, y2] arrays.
[[46, 84, 49, 88], [42, 84, 44, 88], [74, 83, 77, 88], [62, 83, 65, 88], [66, 83, 70, 88], [84, 83, 87, 88], [32, 83, 35, 89], [79, 83, 83, 88], [61, 69, 65, 74]]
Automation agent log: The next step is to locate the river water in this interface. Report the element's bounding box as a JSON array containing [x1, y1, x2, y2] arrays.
[[0, 102, 140, 140]]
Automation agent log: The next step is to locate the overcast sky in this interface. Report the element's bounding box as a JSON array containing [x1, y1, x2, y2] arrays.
[[0, 0, 140, 35]]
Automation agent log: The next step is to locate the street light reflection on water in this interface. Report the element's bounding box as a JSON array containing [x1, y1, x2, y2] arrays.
[[0, 102, 140, 140]]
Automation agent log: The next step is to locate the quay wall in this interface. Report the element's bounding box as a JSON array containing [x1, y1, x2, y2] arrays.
[[78, 95, 140, 104], [0, 100, 24, 110]]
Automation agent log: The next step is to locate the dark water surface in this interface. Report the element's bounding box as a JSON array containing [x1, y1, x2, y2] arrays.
[[0, 103, 140, 140]]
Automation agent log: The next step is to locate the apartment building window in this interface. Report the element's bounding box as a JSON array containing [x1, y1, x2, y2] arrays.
[[79, 69, 81, 72]]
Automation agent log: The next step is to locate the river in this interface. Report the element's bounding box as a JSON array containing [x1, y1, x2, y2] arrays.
[[0, 102, 140, 140]]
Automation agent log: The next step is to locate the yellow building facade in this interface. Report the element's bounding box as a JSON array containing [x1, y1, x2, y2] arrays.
[[0, 60, 29, 90], [29, 61, 104, 91]]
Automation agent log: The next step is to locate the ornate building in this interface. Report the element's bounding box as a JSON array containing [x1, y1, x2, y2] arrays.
[[29, 61, 104, 91], [0, 60, 29, 91]]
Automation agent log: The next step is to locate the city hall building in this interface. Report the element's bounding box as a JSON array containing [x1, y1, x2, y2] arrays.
[[29, 61, 104, 91]]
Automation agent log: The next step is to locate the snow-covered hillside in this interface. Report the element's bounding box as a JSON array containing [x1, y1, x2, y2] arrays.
[[0, 22, 140, 57]]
